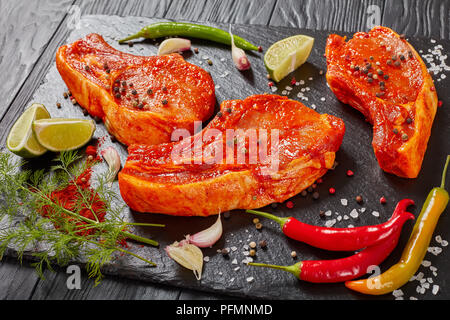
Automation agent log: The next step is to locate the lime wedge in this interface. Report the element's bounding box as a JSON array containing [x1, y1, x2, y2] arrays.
[[7, 103, 51, 158], [33, 118, 96, 152], [264, 35, 314, 82]]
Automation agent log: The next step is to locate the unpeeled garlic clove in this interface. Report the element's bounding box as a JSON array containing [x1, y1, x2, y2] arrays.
[[165, 240, 203, 280], [186, 214, 222, 248], [158, 38, 191, 56]]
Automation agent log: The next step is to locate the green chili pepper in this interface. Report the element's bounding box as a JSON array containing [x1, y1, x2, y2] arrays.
[[118, 22, 259, 51]]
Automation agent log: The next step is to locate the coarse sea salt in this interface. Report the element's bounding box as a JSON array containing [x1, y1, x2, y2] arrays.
[[432, 285, 439, 295], [371, 211, 380, 217], [340, 199, 348, 206], [349, 209, 359, 219], [246, 276, 255, 283], [325, 219, 336, 227], [231, 258, 238, 265], [325, 210, 332, 217], [203, 256, 210, 262]]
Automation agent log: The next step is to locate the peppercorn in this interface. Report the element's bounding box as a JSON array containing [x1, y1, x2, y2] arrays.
[[394, 61, 401, 67], [56, 102, 61, 109], [377, 69, 383, 75], [249, 241, 257, 249], [114, 79, 120, 84], [301, 190, 307, 197], [223, 211, 231, 219], [393, 128, 399, 134], [226, 107, 232, 113], [399, 54, 405, 61], [368, 72, 373, 78], [194, 47, 199, 54], [384, 74, 389, 80], [128, 41, 134, 47], [369, 56, 374, 60], [106, 69, 111, 74], [408, 51, 413, 58], [249, 249, 256, 257], [147, 88, 153, 95], [307, 186, 314, 193], [63, 92, 68, 99], [110, 135, 117, 142], [131, 89, 137, 95], [368, 78, 373, 83], [400, 34, 406, 40], [207, 59, 213, 65], [252, 218, 260, 225], [379, 81, 385, 87], [217, 111, 223, 118], [312, 192, 320, 200], [82, 109, 89, 116], [392, 55, 397, 61], [402, 133, 409, 141], [258, 45, 263, 52], [114, 86, 120, 93], [93, 116, 101, 123], [354, 66, 360, 71], [221, 248, 230, 256], [291, 251, 297, 258], [347, 170, 354, 177], [115, 93, 121, 99], [255, 223, 263, 230], [122, 81, 127, 86], [84, 65, 90, 72], [162, 86, 168, 92], [380, 196, 387, 204], [319, 210, 326, 218], [71, 98, 77, 105], [356, 195, 363, 203], [259, 240, 267, 248], [406, 117, 412, 124], [138, 103, 144, 109]]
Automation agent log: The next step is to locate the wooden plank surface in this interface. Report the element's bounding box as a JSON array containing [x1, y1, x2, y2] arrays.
[[1, 0, 447, 300]]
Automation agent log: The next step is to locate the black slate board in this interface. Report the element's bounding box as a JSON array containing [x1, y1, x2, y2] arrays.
[[3, 15, 450, 300]]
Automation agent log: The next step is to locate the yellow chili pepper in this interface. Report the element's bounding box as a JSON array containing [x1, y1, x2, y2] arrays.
[[345, 155, 450, 295]]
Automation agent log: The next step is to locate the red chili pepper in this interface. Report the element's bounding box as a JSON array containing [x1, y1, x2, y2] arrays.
[[246, 199, 414, 251], [248, 205, 414, 283]]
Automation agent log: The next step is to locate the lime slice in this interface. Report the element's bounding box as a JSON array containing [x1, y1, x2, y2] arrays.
[[6, 103, 51, 158], [264, 35, 314, 82], [33, 118, 96, 152]]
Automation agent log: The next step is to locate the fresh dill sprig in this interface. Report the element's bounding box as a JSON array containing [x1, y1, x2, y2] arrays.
[[0, 149, 164, 286]]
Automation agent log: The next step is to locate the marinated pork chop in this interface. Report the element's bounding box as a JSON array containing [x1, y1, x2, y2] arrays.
[[119, 94, 345, 216], [325, 26, 438, 178], [56, 33, 215, 146]]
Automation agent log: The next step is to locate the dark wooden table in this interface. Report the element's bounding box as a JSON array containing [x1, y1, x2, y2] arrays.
[[0, 0, 448, 300]]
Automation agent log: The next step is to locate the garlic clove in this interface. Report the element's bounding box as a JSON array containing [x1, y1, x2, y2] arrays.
[[100, 146, 121, 183], [186, 214, 222, 248], [229, 25, 251, 71], [165, 240, 203, 280], [157, 38, 191, 56]]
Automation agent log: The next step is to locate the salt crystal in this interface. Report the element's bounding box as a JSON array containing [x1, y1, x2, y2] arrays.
[[243, 244, 249, 250], [360, 208, 366, 213], [441, 240, 448, 247], [371, 211, 380, 217], [392, 289, 403, 297], [281, 90, 288, 95], [422, 282, 430, 289], [395, 297, 404, 300], [410, 297, 418, 300], [348, 224, 354, 228], [435, 235, 442, 243], [230, 277, 235, 282], [432, 285, 439, 295], [340, 199, 348, 206], [246, 257, 253, 263], [203, 256, 210, 262], [231, 246, 237, 252], [319, 70, 324, 75], [218, 272, 223, 275], [202, 55, 209, 60], [325, 210, 332, 217], [299, 80, 305, 85], [311, 104, 317, 110], [320, 97, 326, 101], [422, 260, 431, 267], [301, 88, 306, 92], [430, 266, 437, 272], [325, 219, 336, 227], [350, 209, 359, 219], [231, 258, 238, 265], [308, 77, 313, 81], [246, 276, 254, 283], [431, 39, 436, 44], [234, 267, 240, 271], [343, 215, 350, 220], [285, 86, 293, 91], [337, 215, 342, 222], [428, 246, 443, 255], [420, 278, 426, 284], [427, 277, 433, 283], [220, 58, 226, 62], [416, 272, 424, 280], [243, 251, 249, 256], [271, 86, 278, 92], [215, 85, 221, 90]]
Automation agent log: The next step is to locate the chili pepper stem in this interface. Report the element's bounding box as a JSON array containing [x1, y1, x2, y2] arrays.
[[248, 262, 301, 279], [440, 155, 450, 189], [245, 209, 288, 228]]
